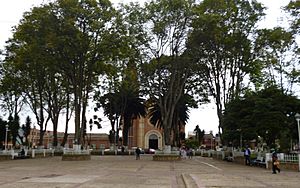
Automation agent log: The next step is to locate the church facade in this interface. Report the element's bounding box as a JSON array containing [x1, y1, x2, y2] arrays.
[[127, 117, 164, 150], [126, 117, 186, 150]]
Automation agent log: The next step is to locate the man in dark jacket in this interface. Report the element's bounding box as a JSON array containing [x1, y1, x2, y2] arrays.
[[135, 147, 141, 160], [271, 149, 280, 174], [244, 146, 251, 165]]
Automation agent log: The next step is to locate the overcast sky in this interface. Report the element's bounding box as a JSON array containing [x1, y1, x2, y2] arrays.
[[0, 0, 291, 135]]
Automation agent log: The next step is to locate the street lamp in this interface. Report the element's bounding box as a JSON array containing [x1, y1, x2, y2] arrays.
[[237, 129, 242, 149], [295, 113, 300, 151], [5, 124, 9, 151]]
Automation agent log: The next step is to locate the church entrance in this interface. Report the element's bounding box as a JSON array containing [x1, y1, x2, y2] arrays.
[[148, 134, 158, 149]]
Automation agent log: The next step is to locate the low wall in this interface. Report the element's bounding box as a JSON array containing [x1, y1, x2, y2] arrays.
[[0, 155, 11, 161]]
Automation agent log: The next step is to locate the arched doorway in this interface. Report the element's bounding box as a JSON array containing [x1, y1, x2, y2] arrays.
[[144, 130, 163, 150], [149, 134, 158, 149]]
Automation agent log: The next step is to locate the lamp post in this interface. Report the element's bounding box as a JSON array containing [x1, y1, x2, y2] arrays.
[[295, 113, 300, 151], [5, 124, 9, 151], [237, 129, 242, 149]]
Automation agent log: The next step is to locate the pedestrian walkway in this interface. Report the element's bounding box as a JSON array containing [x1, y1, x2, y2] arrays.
[[0, 155, 299, 187]]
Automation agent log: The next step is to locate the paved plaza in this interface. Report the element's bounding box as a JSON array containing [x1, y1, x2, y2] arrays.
[[0, 155, 299, 188]]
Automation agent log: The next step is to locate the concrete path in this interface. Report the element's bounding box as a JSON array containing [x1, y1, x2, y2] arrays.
[[0, 155, 299, 188]]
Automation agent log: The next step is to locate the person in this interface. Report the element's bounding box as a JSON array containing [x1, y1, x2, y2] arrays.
[[135, 147, 141, 160], [121, 146, 125, 153], [180, 146, 187, 159], [244, 146, 251, 166], [187, 147, 193, 159], [271, 149, 281, 174], [20, 149, 25, 159]]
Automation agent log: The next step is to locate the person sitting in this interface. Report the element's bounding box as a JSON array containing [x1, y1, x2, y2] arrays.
[[20, 149, 25, 159]]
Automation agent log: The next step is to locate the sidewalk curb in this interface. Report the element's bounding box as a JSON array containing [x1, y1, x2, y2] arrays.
[[181, 173, 198, 188]]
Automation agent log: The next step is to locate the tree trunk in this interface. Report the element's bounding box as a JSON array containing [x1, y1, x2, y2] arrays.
[[122, 116, 130, 147], [61, 93, 70, 147]]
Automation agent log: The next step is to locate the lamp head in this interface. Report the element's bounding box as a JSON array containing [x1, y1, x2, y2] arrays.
[[295, 113, 300, 121]]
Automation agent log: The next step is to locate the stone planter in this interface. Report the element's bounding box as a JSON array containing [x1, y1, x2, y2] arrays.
[[153, 154, 181, 161], [62, 154, 91, 161]]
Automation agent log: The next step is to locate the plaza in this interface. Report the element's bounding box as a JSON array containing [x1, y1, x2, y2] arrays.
[[0, 155, 300, 188]]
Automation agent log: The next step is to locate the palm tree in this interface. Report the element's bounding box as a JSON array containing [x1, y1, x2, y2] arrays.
[[194, 125, 205, 146], [148, 94, 197, 147], [121, 88, 146, 147], [96, 92, 122, 146]]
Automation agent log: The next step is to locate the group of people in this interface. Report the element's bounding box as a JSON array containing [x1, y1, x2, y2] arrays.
[[180, 146, 193, 159], [244, 146, 280, 174]]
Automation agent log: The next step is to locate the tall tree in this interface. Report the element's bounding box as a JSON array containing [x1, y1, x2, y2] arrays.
[[284, 1, 300, 92], [253, 27, 296, 92], [48, 0, 119, 145], [187, 0, 265, 139], [2, 0, 121, 147], [138, 0, 203, 150], [3, 4, 65, 146]]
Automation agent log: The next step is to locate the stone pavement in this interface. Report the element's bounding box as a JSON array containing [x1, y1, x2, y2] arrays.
[[0, 155, 299, 188]]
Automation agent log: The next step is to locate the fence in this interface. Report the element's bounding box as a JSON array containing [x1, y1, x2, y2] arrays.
[[0, 149, 55, 159], [196, 149, 300, 172]]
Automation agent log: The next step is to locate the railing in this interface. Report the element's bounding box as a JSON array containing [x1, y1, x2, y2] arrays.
[[281, 153, 298, 163], [0, 149, 55, 159]]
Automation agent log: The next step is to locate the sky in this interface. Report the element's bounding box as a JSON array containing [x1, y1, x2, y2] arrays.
[[0, 0, 291, 136]]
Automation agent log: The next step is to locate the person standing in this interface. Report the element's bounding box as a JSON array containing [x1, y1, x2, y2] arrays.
[[186, 147, 193, 159], [271, 149, 281, 174], [180, 146, 187, 159], [135, 147, 141, 160], [244, 146, 251, 166]]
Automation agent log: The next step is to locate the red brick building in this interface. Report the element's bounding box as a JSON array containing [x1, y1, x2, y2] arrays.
[[27, 116, 184, 150]]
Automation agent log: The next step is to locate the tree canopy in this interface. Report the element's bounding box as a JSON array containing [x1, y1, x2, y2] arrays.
[[0, 0, 299, 150]]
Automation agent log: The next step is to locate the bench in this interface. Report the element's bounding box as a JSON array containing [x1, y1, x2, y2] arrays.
[[13, 150, 30, 159], [14, 152, 30, 159], [252, 156, 266, 167], [224, 156, 233, 162]]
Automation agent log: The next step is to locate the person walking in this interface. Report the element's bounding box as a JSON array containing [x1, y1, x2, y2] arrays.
[[244, 146, 251, 166], [271, 149, 281, 174], [135, 147, 141, 160], [187, 147, 193, 159]]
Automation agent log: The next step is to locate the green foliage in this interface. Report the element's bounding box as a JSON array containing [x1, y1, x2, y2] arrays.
[[194, 125, 205, 145], [23, 116, 32, 145], [222, 86, 300, 149], [253, 27, 296, 91], [185, 139, 199, 149], [0, 118, 8, 149], [285, 1, 300, 34], [8, 115, 20, 147], [187, 0, 265, 137]]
